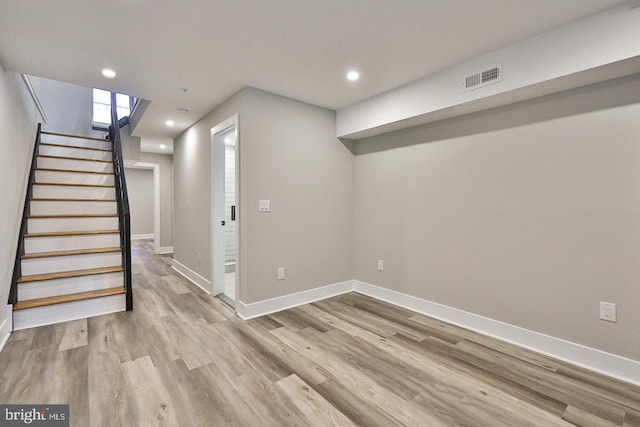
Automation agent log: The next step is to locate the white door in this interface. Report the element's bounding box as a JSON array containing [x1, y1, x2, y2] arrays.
[[211, 115, 239, 306]]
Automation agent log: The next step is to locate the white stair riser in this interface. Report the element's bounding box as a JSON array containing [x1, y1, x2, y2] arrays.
[[36, 170, 115, 186], [37, 157, 113, 173], [28, 216, 119, 233], [21, 252, 122, 276], [30, 200, 117, 215], [13, 294, 126, 330], [42, 135, 111, 151], [25, 233, 120, 253], [33, 185, 115, 199], [19, 272, 124, 300], [39, 145, 112, 161]]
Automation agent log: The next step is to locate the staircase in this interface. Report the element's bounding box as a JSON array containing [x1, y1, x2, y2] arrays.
[[11, 129, 129, 330]]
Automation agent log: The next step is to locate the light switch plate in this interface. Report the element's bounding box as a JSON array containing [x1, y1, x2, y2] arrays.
[[258, 199, 270, 212]]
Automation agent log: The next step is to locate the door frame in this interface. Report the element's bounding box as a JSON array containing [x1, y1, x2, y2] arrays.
[[210, 114, 240, 303], [125, 161, 161, 254]]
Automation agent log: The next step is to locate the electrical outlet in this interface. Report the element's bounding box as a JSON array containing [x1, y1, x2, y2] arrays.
[[377, 259, 384, 271], [259, 200, 271, 212], [600, 302, 616, 322], [277, 267, 285, 280], [197, 252, 202, 263]]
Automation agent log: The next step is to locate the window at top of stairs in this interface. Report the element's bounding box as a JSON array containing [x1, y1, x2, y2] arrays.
[[92, 88, 132, 128]]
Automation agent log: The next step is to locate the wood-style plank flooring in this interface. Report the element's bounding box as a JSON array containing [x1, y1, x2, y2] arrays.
[[1, 240, 639, 426]]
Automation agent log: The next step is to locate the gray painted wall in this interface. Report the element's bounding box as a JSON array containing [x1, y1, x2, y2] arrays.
[[28, 76, 106, 138], [173, 87, 354, 303], [173, 90, 247, 286], [241, 88, 354, 302], [0, 64, 40, 316], [121, 124, 141, 160], [353, 75, 640, 361], [125, 168, 154, 236]]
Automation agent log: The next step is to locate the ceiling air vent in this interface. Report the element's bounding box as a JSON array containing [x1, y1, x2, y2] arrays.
[[464, 65, 503, 92]]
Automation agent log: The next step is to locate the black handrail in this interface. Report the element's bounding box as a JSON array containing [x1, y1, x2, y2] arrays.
[[108, 93, 133, 311], [9, 123, 42, 305]]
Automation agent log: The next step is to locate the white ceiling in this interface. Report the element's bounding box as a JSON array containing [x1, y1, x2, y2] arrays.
[[0, 0, 626, 139], [140, 136, 174, 155]]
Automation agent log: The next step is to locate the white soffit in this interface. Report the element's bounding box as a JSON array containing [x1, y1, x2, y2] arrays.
[[140, 137, 173, 155], [337, 2, 640, 140]]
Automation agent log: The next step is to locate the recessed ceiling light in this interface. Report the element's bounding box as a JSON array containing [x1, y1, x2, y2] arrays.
[[102, 68, 116, 78], [159, 144, 166, 149], [166, 120, 175, 126], [346, 70, 360, 81]]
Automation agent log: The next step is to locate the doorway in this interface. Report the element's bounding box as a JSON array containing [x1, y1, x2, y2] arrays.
[[211, 115, 239, 307], [125, 162, 160, 253]]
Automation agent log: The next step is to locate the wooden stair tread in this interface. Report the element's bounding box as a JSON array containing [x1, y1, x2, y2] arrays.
[[31, 197, 116, 202], [40, 142, 111, 152], [34, 181, 115, 188], [28, 213, 118, 219], [14, 286, 125, 310], [17, 266, 124, 284], [41, 131, 109, 142], [22, 246, 121, 259], [36, 167, 113, 175], [38, 154, 112, 163], [25, 229, 120, 238]]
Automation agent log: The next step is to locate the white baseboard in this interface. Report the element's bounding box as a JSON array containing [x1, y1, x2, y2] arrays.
[[158, 246, 174, 255], [236, 280, 353, 320], [0, 305, 13, 353], [233, 277, 640, 385], [171, 259, 211, 294], [353, 280, 640, 387], [131, 234, 154, 240]]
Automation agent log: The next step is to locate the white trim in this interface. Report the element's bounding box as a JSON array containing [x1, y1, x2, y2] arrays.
[[0, 305, 13, 353], [131, 233, 154, 240], [171, 259, 212, 294], [158, 246, 174, 255], [126, 162, 161, 254], [21, 74, 47, 123], [236, 280, 353, 320], [352, 280, 640, 387]]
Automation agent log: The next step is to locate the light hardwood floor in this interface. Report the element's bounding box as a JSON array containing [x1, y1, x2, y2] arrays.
[[1, 240, 639, 426]]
